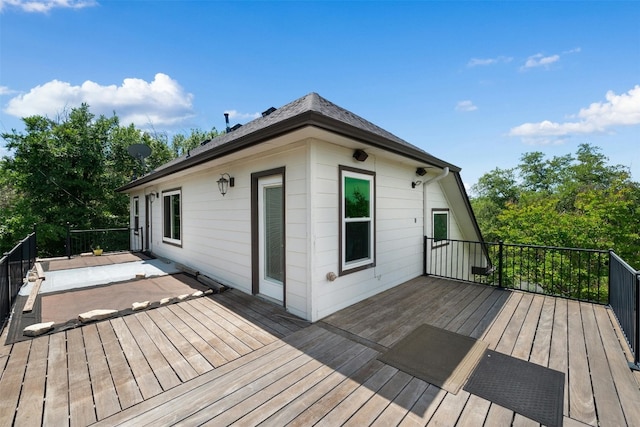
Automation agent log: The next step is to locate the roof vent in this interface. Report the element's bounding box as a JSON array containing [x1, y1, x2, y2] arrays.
[[224, 113, 230, 133], [262, 107, 277, 117], [200, 138, 211, 146], [230, 124, 243, 131]]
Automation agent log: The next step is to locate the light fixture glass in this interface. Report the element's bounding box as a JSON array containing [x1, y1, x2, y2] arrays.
[[217, 173, 234, 196]]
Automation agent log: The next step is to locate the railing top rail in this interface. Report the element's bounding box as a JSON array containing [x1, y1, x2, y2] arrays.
[[500, 242, 608, 254], [610, 251, 640, 274], [2, 232, 36, 257], [70, 227, 130, 233], [424, 236, 608, 254]]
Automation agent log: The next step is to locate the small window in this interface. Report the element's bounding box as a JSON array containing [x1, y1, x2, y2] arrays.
[[340, 166, 375, 274], [432, 209, 449, 246], [133, 197, 140, 234], [163, 189, 181, 245]]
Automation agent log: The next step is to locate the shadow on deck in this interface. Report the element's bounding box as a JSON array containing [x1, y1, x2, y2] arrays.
[[1, 268, 639, 426]]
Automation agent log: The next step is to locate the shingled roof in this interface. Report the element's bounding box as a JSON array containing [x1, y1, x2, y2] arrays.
[[118, 92, 460, 191]]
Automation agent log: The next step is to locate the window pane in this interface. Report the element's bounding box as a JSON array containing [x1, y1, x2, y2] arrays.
[[345, 221, 370, 262], [434, 212, 448, 241], [344, 177, 370, 218], [172, 194, 181, 240], [264, 186, 283, 283], [163, 196, 171, 238]]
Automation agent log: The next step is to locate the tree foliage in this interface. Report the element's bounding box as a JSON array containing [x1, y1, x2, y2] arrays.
[[471, 144, 640, 270], [0, 104, 216, 256]]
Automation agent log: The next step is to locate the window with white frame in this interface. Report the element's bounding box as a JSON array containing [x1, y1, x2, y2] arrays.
[[133, 197, 140, 234], [162, 189, 181, 245], [432, 209, 449, 246], [340, 166, 375, 274]]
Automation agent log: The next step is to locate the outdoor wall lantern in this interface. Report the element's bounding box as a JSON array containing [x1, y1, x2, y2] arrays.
[[353, 149, 369, 162], [217, 173, 235, 196]]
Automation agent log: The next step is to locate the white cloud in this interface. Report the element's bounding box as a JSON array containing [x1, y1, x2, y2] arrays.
[[520, 48, 579, 71], [563, 47, 582, 54], [455, 100, 478, 112], [467, 56, 512, 67], [3, 73, 195, 127], [509, 85, 640, 144], [224, 110, 260, 121], [0, 0, 97, 13], [521, 53, 560, 70], [0, 86, 18, 95]]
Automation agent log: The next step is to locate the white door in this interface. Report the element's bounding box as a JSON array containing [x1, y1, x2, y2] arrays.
[[258, 175, 284, 302]]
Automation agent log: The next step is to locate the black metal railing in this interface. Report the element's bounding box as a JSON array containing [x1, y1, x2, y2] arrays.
[[424, 237, 609, 304], [66, 225, 143, 258], [1, 231, 37, 332], [609, 252, 640, 369]]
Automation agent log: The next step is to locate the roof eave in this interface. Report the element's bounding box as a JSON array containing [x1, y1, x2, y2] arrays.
[[117, 110, 459, 192]]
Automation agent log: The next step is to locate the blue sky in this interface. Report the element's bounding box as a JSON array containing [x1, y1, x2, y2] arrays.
[[1, 0, 638, 188]]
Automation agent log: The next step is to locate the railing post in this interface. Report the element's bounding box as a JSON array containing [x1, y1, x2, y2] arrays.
[[608, 250, 613, 305], [635, 273, 640, 368], [498, 240, 504, 288], [66, 222, 71, 259], [423, 236, 427, 276], [32, 223, 37, 262]]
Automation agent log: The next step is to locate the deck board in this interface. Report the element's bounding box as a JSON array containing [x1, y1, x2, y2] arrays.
[[0, 340, 30, 427], [115, 326, 329, 426], [233, 344, 377, 426], [188, 298, 265, 350], [145, 308, 213, 375], [167, 303, 241, 362], [567, 300, 598, 425], [66, 327, 97, 427], [13, 336, 47, 426], [370, 376, 430, 426], [153, 305, 227, 367], [398, 384, 447, 426], [109, 316, 163, 400], [595, 306, 640, 424], [259, 347, 380, 426], [2, 275, 639, 427], [134, 311, 199, 382], [121, 313, 182, 390], [83, 324, 121, 420], [344, 370, 413, 426], [580, 302, 626, 425], [96, 321, 144, 410], [200, 331, 348, 426], [43, 332, 72, 425], [316, 363, 398, 426]]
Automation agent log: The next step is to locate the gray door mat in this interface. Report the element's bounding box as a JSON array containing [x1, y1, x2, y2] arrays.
[[464, 349, 565, 427], [378, 323, 487, 394]]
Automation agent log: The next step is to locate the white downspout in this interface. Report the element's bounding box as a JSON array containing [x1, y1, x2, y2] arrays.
[[422, 167, 450, 237]]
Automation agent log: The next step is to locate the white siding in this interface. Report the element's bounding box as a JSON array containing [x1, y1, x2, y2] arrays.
[[139, 143, 309, 318], [309, 142, 426, 321], [125, 132, 474, 322]]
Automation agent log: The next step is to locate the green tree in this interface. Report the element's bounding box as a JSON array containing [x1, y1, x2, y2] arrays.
[[470, 167, 518, 241], [1, 105, 221, 256], [471, 143, 640, 271], [170, 127, 220, 158]]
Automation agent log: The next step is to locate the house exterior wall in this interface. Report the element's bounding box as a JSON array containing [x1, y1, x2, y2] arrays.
[[129, 142, 310, 319], [424, 175, 487, 278], [126, 134, 472, 322], [308, 141, 451, 321]]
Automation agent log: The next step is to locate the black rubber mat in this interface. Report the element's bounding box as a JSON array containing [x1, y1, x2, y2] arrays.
[[464, 349, 564, 427]]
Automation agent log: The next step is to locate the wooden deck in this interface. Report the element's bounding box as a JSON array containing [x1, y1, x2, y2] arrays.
[[1, 276, 639, 426]]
